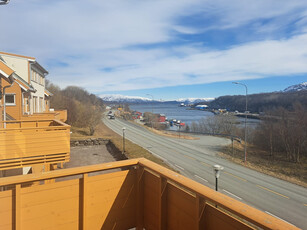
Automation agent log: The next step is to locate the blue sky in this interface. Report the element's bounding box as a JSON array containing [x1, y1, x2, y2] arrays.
[[1, 0, 307, 100]]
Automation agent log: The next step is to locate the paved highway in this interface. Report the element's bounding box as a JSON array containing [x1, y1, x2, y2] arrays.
[[103, 116, 307, 229]]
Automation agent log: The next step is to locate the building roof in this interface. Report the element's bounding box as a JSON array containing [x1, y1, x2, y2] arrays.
[[0, 61, 14, 78], [30, 61, 49, 75], [44, 89, 53, 97], [0, 51, 36, 61], [0, 51, 48, 75], [13, 73, 36, 92]]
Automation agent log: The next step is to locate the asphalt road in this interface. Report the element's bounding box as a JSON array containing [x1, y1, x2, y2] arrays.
[[103, 116, 307, 229]]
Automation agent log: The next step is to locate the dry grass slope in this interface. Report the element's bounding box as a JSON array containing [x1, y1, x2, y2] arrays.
[[220, 141, 307, 187]]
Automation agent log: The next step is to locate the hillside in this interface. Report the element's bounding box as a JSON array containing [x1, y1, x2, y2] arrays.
[[207, 90, 307, 112]]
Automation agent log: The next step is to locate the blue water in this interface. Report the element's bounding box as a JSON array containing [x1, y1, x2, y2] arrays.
[[130, 103, 214, 126], [130, 103, 260, 129]]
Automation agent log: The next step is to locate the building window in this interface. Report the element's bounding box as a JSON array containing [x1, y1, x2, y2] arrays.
[[5, 94, 16, 106]]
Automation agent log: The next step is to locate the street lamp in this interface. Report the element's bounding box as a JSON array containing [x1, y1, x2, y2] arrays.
[[146, 94, 154, 128], [213, 164, 224, 191], [122, 127, 126, 154], [232, 82, 248, 163]]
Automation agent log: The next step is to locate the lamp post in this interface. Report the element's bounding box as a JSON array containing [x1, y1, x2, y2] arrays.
[[232, 82, 248, 163], [146, 94, 154, 128], [213, 164, 224, 191], [122, 127, 126, 154]]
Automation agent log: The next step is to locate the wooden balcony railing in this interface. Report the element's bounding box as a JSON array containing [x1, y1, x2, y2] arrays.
[[54, 110, 67, 122], [0, 119, 70, 170], [0, 158, 298, 230], [21, 110, 67, 122]]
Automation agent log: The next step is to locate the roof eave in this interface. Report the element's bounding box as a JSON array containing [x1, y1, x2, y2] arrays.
[[30, 61, 48, 75]]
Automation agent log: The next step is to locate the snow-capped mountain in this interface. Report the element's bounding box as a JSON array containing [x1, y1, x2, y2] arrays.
[[100, 94, 154, 103], [100, 94, 214, 104], [283, 82, 307, 92], [176, 98, 215, 104]]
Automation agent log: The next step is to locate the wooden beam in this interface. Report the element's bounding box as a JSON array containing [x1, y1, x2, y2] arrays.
[[195, 194, 206, 230], [0, 158, 140, 187], [13, 184, 21, 230], [159, 176, 167, 230], [136, 166, 144, 230], [80, 173, 88, 230]]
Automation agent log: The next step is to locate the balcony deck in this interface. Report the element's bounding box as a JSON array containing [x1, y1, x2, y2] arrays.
[[0, 119, 70, 170], [0, 158, 298, 230], [21, 110, 67, 122]]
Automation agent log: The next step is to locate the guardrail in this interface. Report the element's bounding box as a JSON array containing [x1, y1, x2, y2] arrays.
[[0, 158, 298, 230], [0, 119, 70, 170]]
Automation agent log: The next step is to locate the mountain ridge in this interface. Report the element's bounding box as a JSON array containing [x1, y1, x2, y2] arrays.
[[283, 82, 307, 92], [100, 94, 214, 104], [100, 82, 306, 104]]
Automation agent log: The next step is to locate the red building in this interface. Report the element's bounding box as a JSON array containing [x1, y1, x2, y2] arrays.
[[158, 114, 166, 122]]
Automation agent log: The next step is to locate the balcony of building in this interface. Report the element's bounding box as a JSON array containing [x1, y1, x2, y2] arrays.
[[0, 158, 298, 230], [21, 110, 67, 123], [0, 119, 70, 170]]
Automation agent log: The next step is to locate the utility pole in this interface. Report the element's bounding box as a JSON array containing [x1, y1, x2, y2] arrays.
[[122, 127, 126, 154]]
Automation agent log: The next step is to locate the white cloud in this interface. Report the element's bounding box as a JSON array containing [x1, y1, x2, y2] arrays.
[[1, 0, 307, 93], [67, 33, 307, 92]]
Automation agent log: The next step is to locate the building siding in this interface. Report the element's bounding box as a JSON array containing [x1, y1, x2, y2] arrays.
[[0, 55, 29, 83], [1, 79, 22, 120]]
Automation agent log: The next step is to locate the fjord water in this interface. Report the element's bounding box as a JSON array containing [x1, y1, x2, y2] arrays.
[[130, 103, 260, 129], [130, 103, 213, 125]]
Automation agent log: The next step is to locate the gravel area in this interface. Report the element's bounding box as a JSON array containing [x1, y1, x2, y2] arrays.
[[57, 145, 119, 181], [65, 145, 116, 168]]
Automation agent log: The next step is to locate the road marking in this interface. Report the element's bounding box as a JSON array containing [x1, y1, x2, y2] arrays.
[[184, 155, 195, 160], [223, 189, 242, 200], [155, 154, 167, 162], [265, 211, 296, 227], [194, 175, 208, 182], [201, 161, 210, 167], [223, 171, 247, 182], [256, 185, 289, 199], [175, 164, 184, 170]]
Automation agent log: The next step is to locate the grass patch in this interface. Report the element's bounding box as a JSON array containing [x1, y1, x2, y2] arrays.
[[220, 141, 307, 187]]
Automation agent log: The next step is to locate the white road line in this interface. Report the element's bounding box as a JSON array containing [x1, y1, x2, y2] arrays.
[[154, 154, 168, 162], [265, 211, 296, 227], [194, 175, 208, 183], [175, 164, 184, 170], [223, 189, 242, 200]]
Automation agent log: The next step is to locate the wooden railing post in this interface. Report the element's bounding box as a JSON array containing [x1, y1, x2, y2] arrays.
[[195, 194, 206, 230], [159, 176, 167, 230], [13, 184, 21, 230], [136, 166, 144, 230], [80, 173, 88, 230]]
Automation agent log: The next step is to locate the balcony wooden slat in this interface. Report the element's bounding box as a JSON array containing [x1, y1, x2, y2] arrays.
[[0, 159, 300, 230], [0, 119, 70, 169]]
